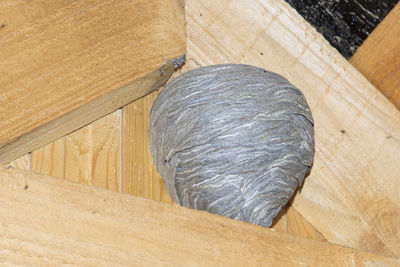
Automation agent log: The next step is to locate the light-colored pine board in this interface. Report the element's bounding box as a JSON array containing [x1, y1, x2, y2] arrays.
[[0, 0, 185, 164], [31, 112, 121, 192], [271, 204, 326, 241], [64, 122, 92, 184], [88, 110, 121, 191], [7, 154, 31, 171], [122, 92, 174, 204], [286, 204, 326, 241], [185, 0, 400, 257], [351, 3, 400, 109], [0, 166, 398, 266], [31, 138, 65, 178]]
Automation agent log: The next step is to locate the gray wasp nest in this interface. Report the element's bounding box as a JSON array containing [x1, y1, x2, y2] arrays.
[[149, 64, 314, 227]]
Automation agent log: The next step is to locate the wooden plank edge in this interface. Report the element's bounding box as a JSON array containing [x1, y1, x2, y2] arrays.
[[0, 165, 398, 266], [0, 56, 186, 164], [350, 3, 400, 109]]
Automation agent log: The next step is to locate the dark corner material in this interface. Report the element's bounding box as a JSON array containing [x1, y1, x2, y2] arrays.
[[285, 0, 399, 59]]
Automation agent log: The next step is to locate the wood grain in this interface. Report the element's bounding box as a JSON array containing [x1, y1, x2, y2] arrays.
[[350, 3, 400, 109], [0, 0, 76, 35], [7, 154, 30, 171], [31, 112, 121, 192], [64, 112, 121, 191], [271, 204, 326, 241], [185, 0, 400, 257], [32, 138, 65, 178], [122, 92, 174, 204], [0, 166, 397, 266], [286, 204, 326, 241], [0, 0, 185, 164]]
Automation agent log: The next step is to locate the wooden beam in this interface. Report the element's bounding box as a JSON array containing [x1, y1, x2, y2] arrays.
[[350, 3, 400, 109], [122, 91, 174, 204], [185, 0, 400, 257], [0, 0, 76, 35], [0, 0, 185, 164], [0, 166, 397, 266]]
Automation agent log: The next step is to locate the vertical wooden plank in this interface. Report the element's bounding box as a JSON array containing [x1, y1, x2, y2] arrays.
[[31, 111, 121, 192], [64, 124, 91, 184], [122, 92, 174, 204], [31, 138, 65, 178], [7, 154, 31, 171], [64, 112, 121, 191], [89, 111, 121, 192]]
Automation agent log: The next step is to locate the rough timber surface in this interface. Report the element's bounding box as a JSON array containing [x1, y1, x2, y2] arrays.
[[0, 0, 185, 164], [122, 91, 174, 204], [0, 166, 398, 266], [351, 3, 400, 109], [31, 111, 121, 191], [185, 0, 400, 258]]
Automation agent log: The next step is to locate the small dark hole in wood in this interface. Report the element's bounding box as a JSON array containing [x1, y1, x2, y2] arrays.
[[24, 185, 28, 190], [340, 129, 346, 134]]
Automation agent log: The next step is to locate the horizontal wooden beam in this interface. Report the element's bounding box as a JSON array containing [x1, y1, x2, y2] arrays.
[[0, 0, 185, 164], [0, 60, 183, 164], [185, 0, 400, 258], [0, 166, 397, 266], [350, 3, 400, 109]]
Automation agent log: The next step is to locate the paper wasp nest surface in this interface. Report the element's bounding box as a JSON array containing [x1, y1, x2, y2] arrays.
[[149, 64, 314, 227]]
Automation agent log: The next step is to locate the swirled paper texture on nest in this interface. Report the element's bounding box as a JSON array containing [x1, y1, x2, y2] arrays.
[[149, 64, 314, 227]]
